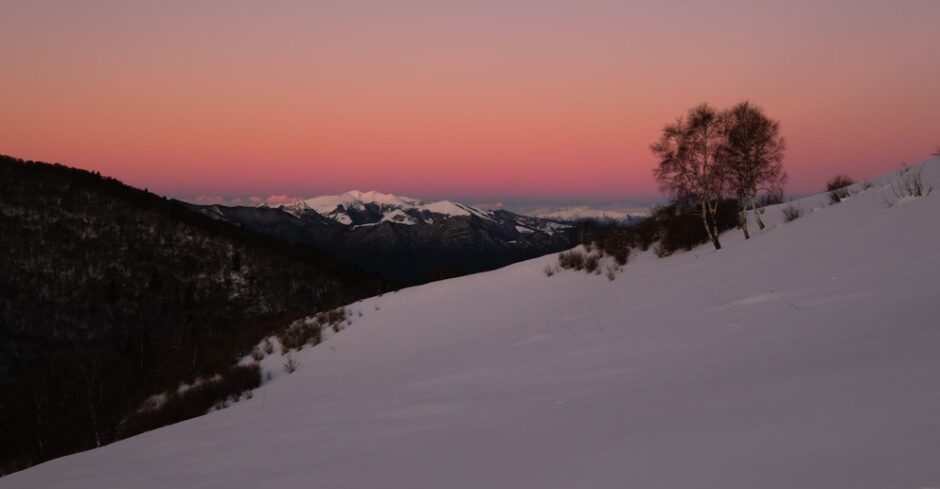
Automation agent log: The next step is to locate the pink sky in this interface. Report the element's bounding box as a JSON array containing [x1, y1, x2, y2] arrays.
[[1, 0, 938, 202]]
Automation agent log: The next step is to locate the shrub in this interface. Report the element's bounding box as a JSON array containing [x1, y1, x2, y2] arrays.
[[250, 347, 265, 362], [605, 266, 617, 281], [584, 253, 600, 273], [570, 200, 738, 264], [757, 191, 784, 207], [278, 317, 322, 350], [656, 200, 739, 255], [543, 265, 556, 277], [120, 364, 261, 438], [611, 247, 629, 265], [558, 250, 586, 270], [826, 174, 854, 191], [782, 204, 803, 222], [284, 355, 298, 374], [277, 307, 349, 352], [890, 164, 933, 201], [653, 242, 671, 258], [827, 175, 853, 203]]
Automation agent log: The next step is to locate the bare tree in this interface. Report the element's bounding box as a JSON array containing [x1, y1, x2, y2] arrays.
[[652, 104, 726, 249], [73, 352, 108, 448], [720, 102, 786, 239]]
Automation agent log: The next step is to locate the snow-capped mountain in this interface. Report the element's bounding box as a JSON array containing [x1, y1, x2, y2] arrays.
[[193, 192, 573, 285], [279, 190, 493, 226], [529, 205, 651, 224], [11, 157, 940, 488]]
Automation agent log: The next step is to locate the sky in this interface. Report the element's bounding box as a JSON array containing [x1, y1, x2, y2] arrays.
[[1, 0, 938, 207]]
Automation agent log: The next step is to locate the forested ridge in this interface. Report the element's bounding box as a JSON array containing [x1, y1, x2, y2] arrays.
[[0, 155, 382, 473]]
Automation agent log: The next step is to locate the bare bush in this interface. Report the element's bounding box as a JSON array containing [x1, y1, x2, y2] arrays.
[[558, 250, 586, 270], [827, 175, 853, 203], [120, 364, 261, 438], [584, 253, 600, 273], [263, 339, 274, 355], [756, 191, 784, 207], [284, 355, 298, 374], [543, 265, 556, 277], [250, 347, 264, 362], [605, 266, 617, 281], [782, 204, 803, 222], [653, 242, 671, 258], [890, 164, 933, 201], [278, 318, 322, 350]]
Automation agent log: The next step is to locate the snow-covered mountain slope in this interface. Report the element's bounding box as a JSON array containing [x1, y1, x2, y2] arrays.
[[6, 158, 940, 488], [279, 190, 498, 226]]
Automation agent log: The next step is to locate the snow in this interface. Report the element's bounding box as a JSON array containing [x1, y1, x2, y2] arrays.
[[5, 159, 940, 488], [281, 191, 495, 225], [380, 209, 418, 225], [420, 199, 472, 217], [304, 190, 422, 215], [532, 205, 651, 221]]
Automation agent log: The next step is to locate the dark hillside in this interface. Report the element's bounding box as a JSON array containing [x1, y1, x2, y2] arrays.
[[192, 205, 574, 285], [0, 155, 382, 473]]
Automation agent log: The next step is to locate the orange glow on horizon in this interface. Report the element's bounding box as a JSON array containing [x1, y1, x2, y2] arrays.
[[2, 1, 938, 202]]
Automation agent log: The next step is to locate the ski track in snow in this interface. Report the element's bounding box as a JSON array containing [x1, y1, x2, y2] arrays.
[[4, 158, 940, 488]]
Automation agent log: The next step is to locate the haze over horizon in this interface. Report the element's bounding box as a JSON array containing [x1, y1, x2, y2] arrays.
[[2, 0, 938, 204]]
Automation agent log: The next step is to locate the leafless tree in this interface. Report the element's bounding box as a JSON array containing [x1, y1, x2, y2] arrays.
[[652, 104, 727, 249], [73, 352, 108, 448], [720, 102, 786, 239]]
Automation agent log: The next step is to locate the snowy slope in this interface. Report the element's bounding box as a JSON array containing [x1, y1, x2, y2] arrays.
[[4, 159, 940, 488]]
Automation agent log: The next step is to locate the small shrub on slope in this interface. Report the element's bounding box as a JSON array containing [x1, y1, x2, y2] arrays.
[[284, 355, 298, 374], [558, 250, 586, 270], [889, 164, 933, 202], [827, 175, 854, 203], [584, 253, 600, 273], [782, 204, 803, 222]]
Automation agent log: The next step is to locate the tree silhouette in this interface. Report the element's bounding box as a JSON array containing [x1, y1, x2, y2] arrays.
[[652, 104, 727, 250], [720, 102, 786, 239]]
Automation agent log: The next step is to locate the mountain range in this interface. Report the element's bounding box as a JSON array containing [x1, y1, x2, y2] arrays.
[[190, 191, 573, 285]]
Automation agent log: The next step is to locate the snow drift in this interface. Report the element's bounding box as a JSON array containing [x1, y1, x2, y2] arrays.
[[3, 158, 939, 489]]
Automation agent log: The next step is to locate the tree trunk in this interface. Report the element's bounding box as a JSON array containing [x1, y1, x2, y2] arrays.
[[750, 197, 766, 230], [739, 205, 750, 239], [709, 201, 722, 249], [701, 201, 721, 250]]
